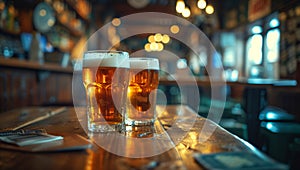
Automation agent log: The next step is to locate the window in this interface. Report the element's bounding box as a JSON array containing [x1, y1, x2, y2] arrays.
[[245, 22, 263, 77], [246, 34, 263, 64], [245, 13, 280, 78], [265, 28, 280, 62], [265, 17, 280, 63]]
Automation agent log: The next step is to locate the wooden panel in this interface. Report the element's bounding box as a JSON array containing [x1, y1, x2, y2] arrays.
[[56, 74, 72, 104], [0, 71, 7, 112], [0, 66, 73, 112]]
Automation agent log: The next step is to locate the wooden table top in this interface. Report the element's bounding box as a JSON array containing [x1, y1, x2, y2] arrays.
[[0, 105, 275, 170]]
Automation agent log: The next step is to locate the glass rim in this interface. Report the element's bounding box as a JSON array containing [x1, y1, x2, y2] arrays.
[[84, 50, 129, 55], [83, 50, 130, 68], [129, 57, 159, 61], [129, 57, 159, 70]]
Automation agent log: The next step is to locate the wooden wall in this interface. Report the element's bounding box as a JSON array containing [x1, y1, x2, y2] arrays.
[[0, 61, 73, 112]]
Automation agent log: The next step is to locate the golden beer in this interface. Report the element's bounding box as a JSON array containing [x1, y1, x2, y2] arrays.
[[82, 51, 129, 132], [126, 58, 159, 125]]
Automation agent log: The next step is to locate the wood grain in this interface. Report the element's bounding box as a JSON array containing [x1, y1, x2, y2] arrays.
[[0, 105, 267, 170]]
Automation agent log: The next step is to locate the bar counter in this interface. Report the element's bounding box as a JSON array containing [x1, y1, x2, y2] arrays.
[[0, 105, 284, 170]]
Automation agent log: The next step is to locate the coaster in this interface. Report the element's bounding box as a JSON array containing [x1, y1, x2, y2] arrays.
[[0, 134, 92, 152]]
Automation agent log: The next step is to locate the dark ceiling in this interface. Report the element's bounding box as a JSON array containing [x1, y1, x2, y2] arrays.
[[90, 0, 248, 29]]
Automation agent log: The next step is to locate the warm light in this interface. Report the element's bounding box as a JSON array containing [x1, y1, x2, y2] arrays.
[[170, 25, 180, 34], [150, 42, 158, 51], [0, 1, 5, 11], [148, 35, 155, 43], [144, 43, 151, 52], [162, 34, 170, 44], [112, 18, 121, 27], [53, 1, 64, 13], [154, 33, 163, 42], [176, 0, 185, 13], [111, 36, 120, 45], [197, 0, 206, 9], [182, 7, 191, 18], [205, 5, 214, 14], [157, 43, 164, 51]]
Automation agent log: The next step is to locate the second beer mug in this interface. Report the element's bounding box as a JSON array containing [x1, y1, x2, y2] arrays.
[[82, 51, 130, 132], [126, 58, 160, 126]]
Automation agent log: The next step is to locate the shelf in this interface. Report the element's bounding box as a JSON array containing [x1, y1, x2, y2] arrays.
[[0, 28, 20, 37], [0, 58, 73, 73]]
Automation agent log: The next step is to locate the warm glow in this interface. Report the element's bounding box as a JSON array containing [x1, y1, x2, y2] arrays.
[[148, 35, 155, 43], [144, 43, 151, 52], [112, 18, 121, 27], [176, 0, 185, 13], [205, 5, 214, 14], [157, 43, 164, 51], [53, 1, 64, 13], [154, 33, 163, 42], [197, 0, 207, 9], [150, 42, 158, 51], [162, 34, 170, 44], [0, 1, 5, 11], [182, 7, 191, 18], [170, 25, 180, 34], [111, 36, 120, 45]]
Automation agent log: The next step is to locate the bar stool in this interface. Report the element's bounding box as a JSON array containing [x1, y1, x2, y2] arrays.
[[259, 106, 296, 122], [260, 121, 300, 164], [259, 106, 298, 164], [289, 138, 300, 170]]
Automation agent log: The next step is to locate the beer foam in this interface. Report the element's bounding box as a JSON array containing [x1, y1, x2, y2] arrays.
[[129, 58, 159, 70], [83, 51, 130, 68]]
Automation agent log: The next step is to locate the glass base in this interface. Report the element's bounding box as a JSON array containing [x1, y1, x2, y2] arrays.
[[124, 124, 155, 138], [88, 123, 122, 133], [125, 118, 154, 126]]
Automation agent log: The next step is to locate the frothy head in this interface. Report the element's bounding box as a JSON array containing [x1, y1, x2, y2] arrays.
[[129, 58, 159, 70], [83, 51, 130, 68]]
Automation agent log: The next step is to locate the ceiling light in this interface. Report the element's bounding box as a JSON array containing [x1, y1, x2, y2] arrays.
[[148, 35, 155, 43], [112, 18, 121, 27], [176, 0, 185, 13], [145, 43, 151, 52], [157, 43, 164, 51], [154, 33, 163, 42], [150, 42, 158, 51], [182, 7, 191, 18], [197, 0, 206, 9], [170, 25, 180, 34], [162, 34, 170, 44], [205, 5, 214, 14]]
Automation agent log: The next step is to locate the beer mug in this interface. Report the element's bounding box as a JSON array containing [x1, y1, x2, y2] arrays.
[[126, 58, 160, 126], [82, 51, 130, 132]]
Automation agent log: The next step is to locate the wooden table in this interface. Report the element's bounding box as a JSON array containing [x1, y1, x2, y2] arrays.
[[0, 105, 278, 170]]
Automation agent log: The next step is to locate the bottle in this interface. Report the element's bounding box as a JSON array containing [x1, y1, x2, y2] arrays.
[[29, 32, 44, 64]]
